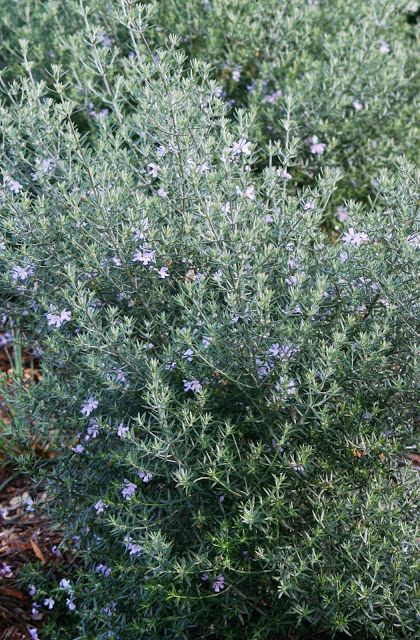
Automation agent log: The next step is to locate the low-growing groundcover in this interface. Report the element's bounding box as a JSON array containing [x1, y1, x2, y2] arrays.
[[0, 4, 419, 640]]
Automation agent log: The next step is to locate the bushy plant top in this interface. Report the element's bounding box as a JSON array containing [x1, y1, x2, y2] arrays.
[[0, 0, 418, 205]]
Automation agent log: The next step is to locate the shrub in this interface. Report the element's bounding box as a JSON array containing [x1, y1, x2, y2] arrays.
[[0, 0, 418, 206], [1, 6, 419, 640]]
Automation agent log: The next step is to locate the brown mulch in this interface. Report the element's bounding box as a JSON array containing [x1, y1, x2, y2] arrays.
[[0, 343, 58, 640], [0, 468, 61, 640]]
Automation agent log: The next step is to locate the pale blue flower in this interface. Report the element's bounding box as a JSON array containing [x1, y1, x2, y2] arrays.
[[44, 597, 55, 609], [148, 163, 160, 178], [86, 420, 100, 439], [46, 308, 71, 328], [137, 470, 153, 483], [308, 135, 326, 155], [66, 598, 76, 611], [121, 479, 137, 500], [94, 499, 108, 514], [132, 248, 156, 265], [96, 564, 112, 577], [117, 423, 129, 438], [59, 578, 71, 590], [71, 444, 85, 454], [231, 138, 252, 157], [183, 379, 202, 393], [213, 574, 225, 592], [81, 396, 98, 416], [157, 266, 169, 278], [183, 348, 194, 361], [341, 228, 369, 247], [11, 264, 34, 282], [6, 177, 22, 194]]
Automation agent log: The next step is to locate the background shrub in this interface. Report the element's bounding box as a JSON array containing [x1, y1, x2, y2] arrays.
[[0, 0, 418, 208], [0, 7, 419, 637]]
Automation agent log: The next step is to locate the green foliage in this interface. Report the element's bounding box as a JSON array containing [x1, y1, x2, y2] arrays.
[[0, 3, 419, 639]]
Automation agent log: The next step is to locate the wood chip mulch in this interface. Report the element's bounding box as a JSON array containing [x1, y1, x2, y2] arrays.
[[0, 468, 61, 640], [0, 344, 60, 640]]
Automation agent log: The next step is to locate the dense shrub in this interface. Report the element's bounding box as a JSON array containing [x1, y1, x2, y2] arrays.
[[0, 9, 419, 637], [0, 0, 418, 205]]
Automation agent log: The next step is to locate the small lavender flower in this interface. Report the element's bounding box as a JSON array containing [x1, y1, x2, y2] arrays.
[[269, 343, 298, 360], [44, 597, 55, 610], [352, 99, 363, 111], [201, 572, 209, 581], [232, 67, 241, 82], [148, 163, 160, 178], [236, 185, 255, 201], [303, 201, 315, 211], [66, 598, 76, 611], [34, 157, 55, 174], [24, 496, 35, 512], [94, 499, 108, 514], [337, 206, 348, 222], [157, 187, 168, 198], [46, 308, 71, 328], [137, 470, 153, 483], [231, 138, 252, 157], [0, 332, 12, 348], [29, 629, 39, 640], [264, 89, 282, 104], [98, 32, 113, 48], [183, 379, 202, 393], [379, 41, 390, 54], [11, 264, 34, 282], [59, 578, 71, 590], [5, 177, 22, 194], [341, 228, 369, 247], [112, 256, 122, 267], [28, 584, 37, 596], [309, 136, 327, 156], [96, 564, 112, 577], [275, 168, 290, 181], [256, 359, 272, 379], [0, 563, 13, 578], [124, 536, 143, 556], [86, 420, 100, 439], [102, 601, 117, 617], [407, 233, 420, 249], [71, 444, 85, 454], [132, 248, 156, 265], [117, 423, 129, 438], [157, 266, 170, 278], [81, 396, 99, 416], [183, 348, 194, 361], [213, 574, 225, 593], [114, 368, 127, 383], [121, 479, 137, 500], [286, 379, 297, 395]]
